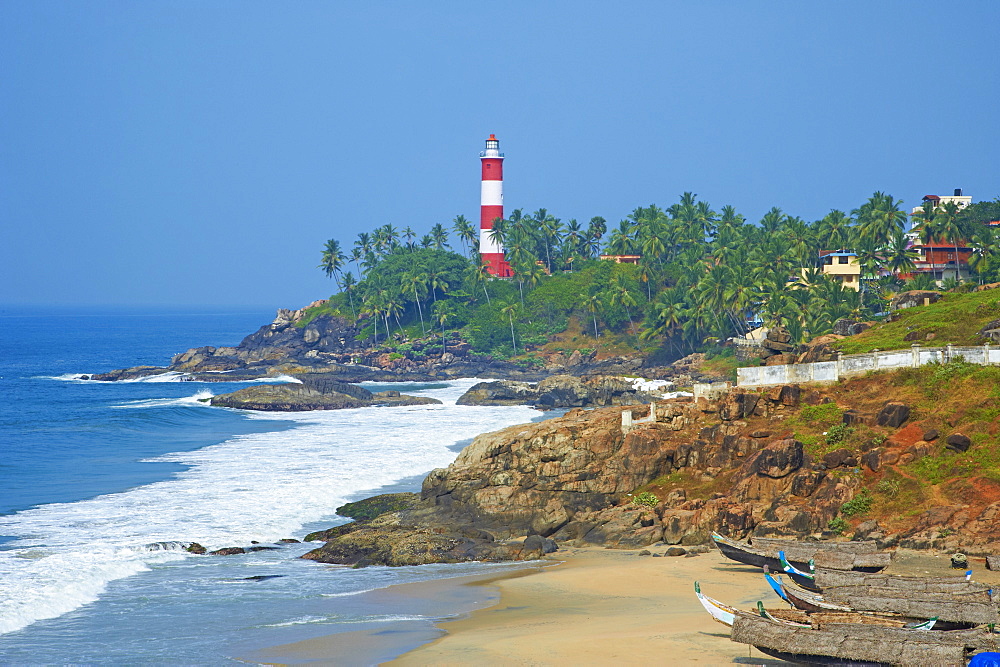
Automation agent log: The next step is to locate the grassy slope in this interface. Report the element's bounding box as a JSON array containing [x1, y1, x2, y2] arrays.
[[637, 361, 1000, 536], [834, 288, 1000, 354]]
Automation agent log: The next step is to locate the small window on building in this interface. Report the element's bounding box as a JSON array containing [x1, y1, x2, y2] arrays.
[[839, 256, 849, 264], [846, 275, 855, 282]]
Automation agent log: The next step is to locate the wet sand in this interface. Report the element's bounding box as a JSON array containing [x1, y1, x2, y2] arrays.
[[392, 547, 780, 666], [242, 546, 994, 666]]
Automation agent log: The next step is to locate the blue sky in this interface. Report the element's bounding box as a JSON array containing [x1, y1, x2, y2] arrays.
[[2, 1, 998, 308]]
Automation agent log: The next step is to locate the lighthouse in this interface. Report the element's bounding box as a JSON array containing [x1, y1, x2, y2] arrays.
[[479, 134, 512, 277]]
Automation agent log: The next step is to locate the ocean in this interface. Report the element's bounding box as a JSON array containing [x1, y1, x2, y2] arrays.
[[0, 306, 543, 663]]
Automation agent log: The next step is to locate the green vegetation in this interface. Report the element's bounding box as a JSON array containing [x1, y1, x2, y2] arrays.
[[632, 491, 660, 508], [835, 289, 1000, 354], [827, 517, 849, 534], [839, 489, 874, 516], [335, 493, 418, 521], [313, 191, 1000, 362]]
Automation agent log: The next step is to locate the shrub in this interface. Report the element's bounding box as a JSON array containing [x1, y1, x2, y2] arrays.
[[840, 490, 873, 517], [826, 422, 854, 446], [828, 517, 849, 534], [388, 352, 404, 361], [875, 478, 900, 497], [632, 491, 660, 508]]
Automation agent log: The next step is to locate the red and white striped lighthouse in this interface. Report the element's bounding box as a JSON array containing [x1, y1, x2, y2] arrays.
[[479, 134, 513, 277]]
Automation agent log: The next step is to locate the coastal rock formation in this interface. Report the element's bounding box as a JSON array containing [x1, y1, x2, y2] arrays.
[[210, 379, 441, 411], [302, 387, 867, 565], [455, 374, 667, 409]]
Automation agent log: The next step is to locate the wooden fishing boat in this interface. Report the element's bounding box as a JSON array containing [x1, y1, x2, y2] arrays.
[[756, 601, 938, 631], [779, 577, 988, 631], [712, 532, 891, 574], [731, 611, 996, 666], [694, 581, 738, 627], [779, 550, 822, 591], [753, 536, 879, 554], [763, 567, 791, 603], [781, 579, 854, 613], [813, 567, 984, 595], [711, 532, 812, 571]]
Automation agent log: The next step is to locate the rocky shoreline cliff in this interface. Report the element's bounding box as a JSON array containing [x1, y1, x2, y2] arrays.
[[303, 375, 1000, 566], [83, 303, 718, 386]]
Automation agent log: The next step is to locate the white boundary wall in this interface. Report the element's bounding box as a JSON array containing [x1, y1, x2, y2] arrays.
[[737, 344, 1000, 388]]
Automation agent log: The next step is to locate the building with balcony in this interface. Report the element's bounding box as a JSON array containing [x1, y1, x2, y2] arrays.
[[816, 251, 862, 290]]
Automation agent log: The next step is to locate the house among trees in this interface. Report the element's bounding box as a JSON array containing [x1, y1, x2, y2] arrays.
[[909, 189, 973, 216], [599, 254, 641, 264], [905, 188, 976, 282], [817, 251, 862, 290]]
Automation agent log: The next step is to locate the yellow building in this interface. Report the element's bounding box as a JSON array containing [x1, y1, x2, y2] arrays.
[[817, 251, 861, 290]]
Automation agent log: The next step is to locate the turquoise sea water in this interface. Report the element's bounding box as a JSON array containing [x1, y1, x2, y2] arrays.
[[0, 306, 540, 663]]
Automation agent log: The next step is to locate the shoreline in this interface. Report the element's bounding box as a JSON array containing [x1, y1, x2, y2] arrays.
[[234, 563, 549, 666], [239, 547, 780, 666], [242, 546, 1000, 666]]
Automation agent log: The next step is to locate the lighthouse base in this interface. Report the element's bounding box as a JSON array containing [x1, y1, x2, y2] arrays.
[[481, 253, 513, 278]]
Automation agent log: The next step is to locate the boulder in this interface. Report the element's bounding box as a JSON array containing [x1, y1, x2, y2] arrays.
[[666, 546, 687, 556], [767, 326, 793, 344], [843, 409, 875, 426], [822, 448, 853, 469], [89, 366, 174, 382], [209, 383, 441, 411], [890, 290, 942, 310], [764, 354, 796, 366], [455, 380, 539, 406], [875, 402, 910, 428], [945, 433, 972, 453], [752, 439, 804, 479], [210, 547, 246, 556], [923, 429, 940, 441], [762, 339, 795, 353]]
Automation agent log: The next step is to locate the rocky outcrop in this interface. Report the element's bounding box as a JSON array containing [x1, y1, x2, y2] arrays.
[[209, 380, 441, 411], [302, 385, 875, 566], [86, 366, 176, 382], [455, 374, 669, 408], [891, 290, 942, 310]]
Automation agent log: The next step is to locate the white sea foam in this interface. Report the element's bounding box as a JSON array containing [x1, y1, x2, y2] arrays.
[[45, 371, 299, 384], [111, 390, 214, 409], [0, 378, 537, 636]]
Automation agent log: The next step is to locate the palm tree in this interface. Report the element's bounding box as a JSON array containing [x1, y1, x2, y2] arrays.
[[452, 214, 476, 258], [468, 263, 492, 304], [402, 226, 416, 250], [361, 296, 384, 345], [584, 292, 602, 339], [427, 267, 450, 303], [319, 239, 346, 289], [499, 301, 520, 354], [430, 223, 450, 250], [937, 201, 969, 283], [487, 217, 507, 250], [854, 192, 907, 250], [608, 277, 637, 335], [818, 210, 854, 252], [341, 271, 357, 318], [402, 271, 428, 334], [432, 301, 454, 357], [883, 230, 917, 276]]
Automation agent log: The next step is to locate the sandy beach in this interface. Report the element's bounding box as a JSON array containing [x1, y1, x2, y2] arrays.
[[392, 547, 779, 666], [242, 544, 1000, 667]]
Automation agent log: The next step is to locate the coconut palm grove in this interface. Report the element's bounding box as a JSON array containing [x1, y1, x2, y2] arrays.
[[314, 192, 1000, 364]]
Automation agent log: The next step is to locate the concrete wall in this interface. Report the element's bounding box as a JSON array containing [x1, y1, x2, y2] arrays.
[[737, 344, 997, 388]]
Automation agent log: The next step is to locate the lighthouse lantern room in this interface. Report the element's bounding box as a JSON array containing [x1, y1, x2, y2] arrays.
[[479, 134, 513, 277]]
